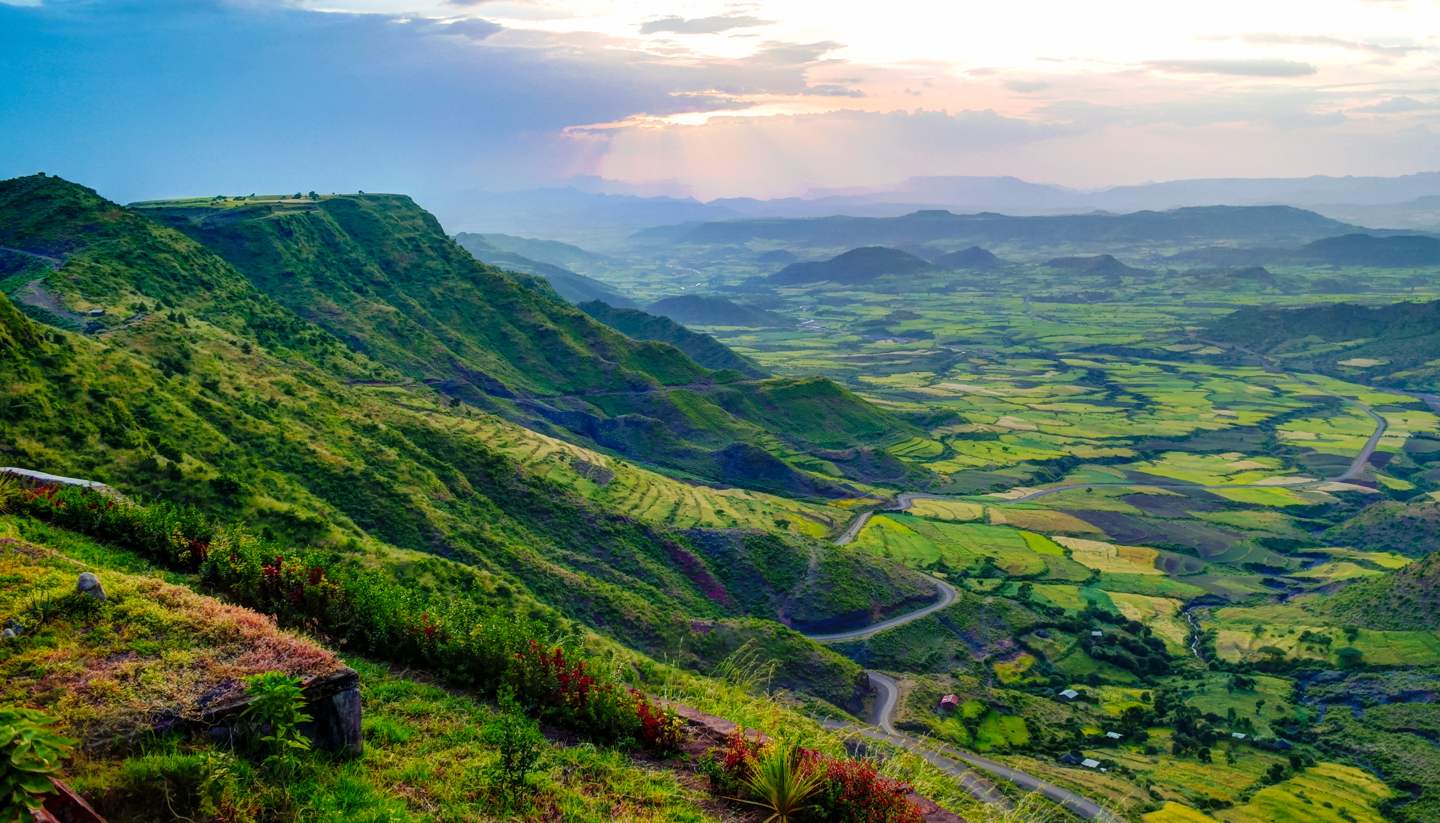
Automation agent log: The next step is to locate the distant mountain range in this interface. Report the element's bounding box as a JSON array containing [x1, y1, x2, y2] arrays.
[[435, 172, 1440, 244], [454, 232, 636, 307], [637, 205, 1358, 252]]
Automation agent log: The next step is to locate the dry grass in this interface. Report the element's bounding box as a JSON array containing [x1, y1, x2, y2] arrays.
[[0, 537, 341, 745]]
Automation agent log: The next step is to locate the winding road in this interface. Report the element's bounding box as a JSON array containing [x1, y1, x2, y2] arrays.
[[800, 379, 1398, 821]]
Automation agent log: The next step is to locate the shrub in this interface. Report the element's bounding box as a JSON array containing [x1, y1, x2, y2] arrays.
[[631, 690, 685, 755], [0, 475, 23, 515], [807, 755, 923, 823], [483, 696, 544, 809], [735, 742, 824, 823], [241, 672, 312, 774], [707, 729, 921, 823], [16, 486, 679, 757], [506, 640, 639, 743], [0, 708, 75, 823]]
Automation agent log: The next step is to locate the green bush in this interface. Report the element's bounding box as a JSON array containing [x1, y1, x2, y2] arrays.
[[0, 475, 23, 515], [113, 749, 254, 823], [0, 708, 75, 823], [16, 484, 677, 756], [482, 695, 544, 810], [242, 673, 312, 774]]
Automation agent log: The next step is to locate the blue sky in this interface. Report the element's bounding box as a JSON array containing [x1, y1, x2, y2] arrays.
[[2, 0, 1438, 205]]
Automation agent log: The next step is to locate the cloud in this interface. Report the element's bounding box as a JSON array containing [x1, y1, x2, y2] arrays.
[[749, 40, 844, 65], [1240, 33, 1423, 56], [415, 17, 502, 41], [1006, 79, 1050, 93], [639, 14, 770, 35], [802, 84, 864, 97], [591, 108, 1073, 198], [1144, 58, 1317, 77], [1351, 96, 1437, 113]]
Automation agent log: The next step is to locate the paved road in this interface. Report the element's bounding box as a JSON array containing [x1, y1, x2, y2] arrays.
[[834, 508, 877, 546], [804, 578, 957, 643], [808, 374, 1396, 821], [821, 671, 1120, 821], [1338, 406, 1388, 483]]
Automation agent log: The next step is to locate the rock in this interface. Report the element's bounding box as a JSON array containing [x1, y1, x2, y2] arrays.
[[76, 572, 106, 601], [2, 628, 15, 640]]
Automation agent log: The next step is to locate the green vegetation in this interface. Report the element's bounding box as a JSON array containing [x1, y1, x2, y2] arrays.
[[0, 709, 74, 823], [6, 169, 1440, 822]]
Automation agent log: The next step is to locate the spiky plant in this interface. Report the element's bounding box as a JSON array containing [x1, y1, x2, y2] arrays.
[[734, 742, 823, 823]]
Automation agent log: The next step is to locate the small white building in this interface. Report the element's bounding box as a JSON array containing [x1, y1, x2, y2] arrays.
[[1231, 732, 1247, 740], [1059, 688, 1080, 700], [1081, 758, 1101, 769], [1090, 630, 1103, 638], [1105, 731, 1123, 740]]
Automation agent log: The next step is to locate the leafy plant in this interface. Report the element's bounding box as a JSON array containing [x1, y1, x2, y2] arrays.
[[734, 742, 824, 823], [482, 694, 544, 810], [0, 708, 75, 823], [241, 673, 311, 774]]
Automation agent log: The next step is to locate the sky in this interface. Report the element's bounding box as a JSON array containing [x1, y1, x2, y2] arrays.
[[1, 0, 1438, 204]]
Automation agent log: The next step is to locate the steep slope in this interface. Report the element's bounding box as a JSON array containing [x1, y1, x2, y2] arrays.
[[1325, 499, 1440, 557], [133, 190, 926, 493], [460, 231, 615, 274], [0, 177, 936, 692], [1320, 552, 1440, 630], [646, 294, 789, 326], [453, 232, 637, 307], [579, 300, 767, 376], [770, 246, 933, 285]]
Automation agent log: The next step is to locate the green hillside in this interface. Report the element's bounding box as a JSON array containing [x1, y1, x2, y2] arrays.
[[0, 176, 935, 700], [579, 300, 767, 376], [1206, 299, 1440, 388], [453, 231, 637, 307], [130, 188, 925, 494], [1320, 552, 1440, 630]]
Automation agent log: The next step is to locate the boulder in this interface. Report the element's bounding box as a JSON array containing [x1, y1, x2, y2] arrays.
[[76, 572, 106, 601]]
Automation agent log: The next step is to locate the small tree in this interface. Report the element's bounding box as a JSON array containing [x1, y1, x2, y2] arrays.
[[483, 694, 544, 810]]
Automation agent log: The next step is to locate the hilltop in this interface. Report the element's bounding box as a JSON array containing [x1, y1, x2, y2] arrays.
[[130, 184, 929, 493], [770, 246, 934, 285], [1043, 254, 1152, 278], [646, 294, 790, 326], [1321, 552, 1440, 631], [931, 246, 1003, 270], [1299, 233, 1440, 267]]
